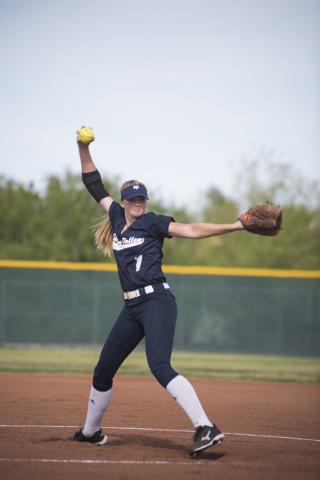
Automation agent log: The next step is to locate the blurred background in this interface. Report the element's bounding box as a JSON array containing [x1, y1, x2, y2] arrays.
[[0, 0, 319, 206], [0, 0, 319, 267], [0, 0, 319, 357]]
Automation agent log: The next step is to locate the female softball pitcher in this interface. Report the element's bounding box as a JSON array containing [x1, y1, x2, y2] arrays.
[[68, 127, 244, 456]]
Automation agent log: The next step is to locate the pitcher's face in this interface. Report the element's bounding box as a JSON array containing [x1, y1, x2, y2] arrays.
[[121, 196, 148, 219]]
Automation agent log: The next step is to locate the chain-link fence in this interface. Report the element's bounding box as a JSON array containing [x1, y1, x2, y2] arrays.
[[1, 265, 319, 356]]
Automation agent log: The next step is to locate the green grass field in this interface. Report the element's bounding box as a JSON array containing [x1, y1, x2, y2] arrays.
[[0, 348, 319, 383]]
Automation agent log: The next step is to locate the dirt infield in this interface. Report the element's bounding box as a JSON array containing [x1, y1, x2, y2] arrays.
[[0, 373, 319, 480]]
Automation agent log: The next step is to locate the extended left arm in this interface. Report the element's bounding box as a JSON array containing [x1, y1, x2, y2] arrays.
[[168, 220, 244, 239]]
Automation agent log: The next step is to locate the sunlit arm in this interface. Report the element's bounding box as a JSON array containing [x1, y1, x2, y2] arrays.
[[168, 221, 244, 239], [99, 196, 114, 213], [78, 143, 97, 173], [77, 138, 114, 214]]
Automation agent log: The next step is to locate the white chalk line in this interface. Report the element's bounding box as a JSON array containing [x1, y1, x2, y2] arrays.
[[0, 458, 212, 466], [0, 424, 319, 443], [1, 458, 319, 467]]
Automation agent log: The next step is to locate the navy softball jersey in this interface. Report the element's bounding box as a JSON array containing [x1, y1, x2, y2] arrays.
[[109, 201, 174, 292], [92, 200, 179, 392]]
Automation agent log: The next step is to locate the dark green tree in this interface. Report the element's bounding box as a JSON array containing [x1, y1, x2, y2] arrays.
[[1, 151, 319, 269]]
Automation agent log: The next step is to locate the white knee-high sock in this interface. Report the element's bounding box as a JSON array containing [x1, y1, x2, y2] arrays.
[[166, 375, 213, 428], [83, 385, 113, 436]]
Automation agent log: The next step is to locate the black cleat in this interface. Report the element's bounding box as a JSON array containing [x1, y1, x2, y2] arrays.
[[188, 424, 224, 456], [68, 427, 107, 446]]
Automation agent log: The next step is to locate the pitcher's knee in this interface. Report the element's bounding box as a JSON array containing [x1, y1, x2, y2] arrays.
[[93, 364, 113, 392], [150, 362, 179, 388]]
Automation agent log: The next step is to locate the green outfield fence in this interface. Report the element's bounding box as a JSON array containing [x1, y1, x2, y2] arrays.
[[0, 261, 319, 357]]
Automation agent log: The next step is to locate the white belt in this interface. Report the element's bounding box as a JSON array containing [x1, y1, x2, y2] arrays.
[[123, 282, 170, 300]]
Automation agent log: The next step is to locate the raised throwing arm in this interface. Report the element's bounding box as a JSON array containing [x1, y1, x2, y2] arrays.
[[77, 127, 113, 214]]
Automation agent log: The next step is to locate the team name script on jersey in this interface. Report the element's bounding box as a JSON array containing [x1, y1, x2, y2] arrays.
[[113, 234, 145, 251]]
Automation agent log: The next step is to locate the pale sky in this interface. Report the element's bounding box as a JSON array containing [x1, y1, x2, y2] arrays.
[[0, 0, 319, 208]]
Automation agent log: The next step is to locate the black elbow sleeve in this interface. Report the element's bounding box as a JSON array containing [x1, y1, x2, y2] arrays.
[[82, 170, 110, 203]]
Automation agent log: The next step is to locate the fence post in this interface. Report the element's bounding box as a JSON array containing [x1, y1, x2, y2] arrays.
[[306, 290, 313, 354], [174, 277, 186, 348], [70, 277, 78, 347], [0, 280, 6, 346], [92, 284, 100, 345], [277, 289, 283, 355]]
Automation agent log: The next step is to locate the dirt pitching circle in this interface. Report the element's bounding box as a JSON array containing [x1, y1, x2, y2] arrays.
[[0, 373, 319, 480]]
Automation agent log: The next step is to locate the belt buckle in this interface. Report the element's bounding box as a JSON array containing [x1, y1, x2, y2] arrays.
[[144, 285, 154, 294], [124, 289, 140, 300]]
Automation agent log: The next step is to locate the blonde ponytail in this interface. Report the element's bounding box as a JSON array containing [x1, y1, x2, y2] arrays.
[[93, 215, 114, 257]]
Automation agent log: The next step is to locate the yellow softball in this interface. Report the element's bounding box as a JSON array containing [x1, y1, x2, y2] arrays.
[[77, 127, 94, 144]]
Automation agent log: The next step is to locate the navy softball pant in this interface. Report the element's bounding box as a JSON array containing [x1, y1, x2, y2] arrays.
[[93, 290, 179, 392]]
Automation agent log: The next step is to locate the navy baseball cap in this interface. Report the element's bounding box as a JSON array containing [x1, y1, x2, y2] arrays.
[[121, 184, 149, 201]]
